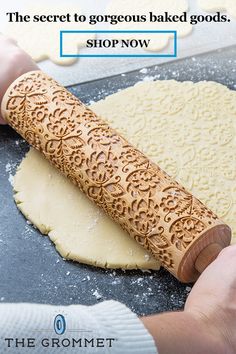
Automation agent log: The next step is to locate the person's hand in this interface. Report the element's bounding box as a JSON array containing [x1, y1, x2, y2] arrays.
[[185, 244, 236, 353], [0, 34, 39, 124], [141, 245, 236, 354]]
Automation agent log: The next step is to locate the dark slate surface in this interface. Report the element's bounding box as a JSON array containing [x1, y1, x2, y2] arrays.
[[0, 46, 235, 316]]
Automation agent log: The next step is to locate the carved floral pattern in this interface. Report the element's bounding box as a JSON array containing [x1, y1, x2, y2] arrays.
[[170, 217, 205, 251], [87, 125, 121, 149], [3, 71, 226, 275], [126, 168, 161, 197], [120, 145, 149, 172]]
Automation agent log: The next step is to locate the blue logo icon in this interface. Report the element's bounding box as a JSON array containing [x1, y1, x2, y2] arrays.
[[54, 314, 66, 335]]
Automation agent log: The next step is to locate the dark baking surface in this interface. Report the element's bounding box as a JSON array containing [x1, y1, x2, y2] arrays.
[[0, 46, 235, 316]]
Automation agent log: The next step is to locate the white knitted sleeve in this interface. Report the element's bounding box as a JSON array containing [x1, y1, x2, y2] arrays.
[[0, 300, 158, 353]]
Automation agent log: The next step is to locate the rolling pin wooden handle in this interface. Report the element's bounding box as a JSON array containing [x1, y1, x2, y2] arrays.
[[1, 70, 232, 283], [195, 243, 223, 274]]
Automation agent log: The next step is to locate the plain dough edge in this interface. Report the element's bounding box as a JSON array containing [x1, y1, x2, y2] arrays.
[[13, 148, 160, 270]]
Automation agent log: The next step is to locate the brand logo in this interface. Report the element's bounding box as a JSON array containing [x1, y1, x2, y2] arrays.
[[4, 312, 116, 349], [54, 314, 66, 335]]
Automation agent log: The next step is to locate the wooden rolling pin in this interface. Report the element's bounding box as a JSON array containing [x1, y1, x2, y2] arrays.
[[1, 71, 231, 283]]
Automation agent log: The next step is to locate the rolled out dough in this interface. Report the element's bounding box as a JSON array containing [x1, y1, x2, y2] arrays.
[[13, 80, 236, 270]]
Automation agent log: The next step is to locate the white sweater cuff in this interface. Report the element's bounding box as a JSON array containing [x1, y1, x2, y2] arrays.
[[87, 300, 158, 353]]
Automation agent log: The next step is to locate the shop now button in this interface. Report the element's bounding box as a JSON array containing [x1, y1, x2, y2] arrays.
[[86, 38, 151, 49], [60, 30, 177, 58]]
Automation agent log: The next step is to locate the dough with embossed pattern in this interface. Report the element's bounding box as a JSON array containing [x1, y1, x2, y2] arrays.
[[13, 80, 236, 270]]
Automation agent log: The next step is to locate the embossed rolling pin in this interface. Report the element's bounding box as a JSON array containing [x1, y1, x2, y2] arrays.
[[1, 71, 231, 283]]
